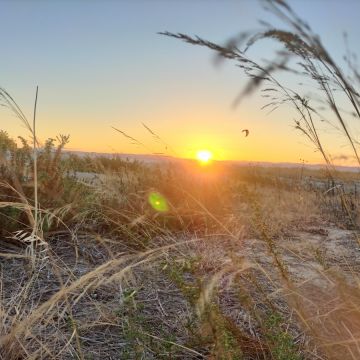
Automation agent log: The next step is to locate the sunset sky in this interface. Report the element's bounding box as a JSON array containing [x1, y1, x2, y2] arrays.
[[1, 0, 360, 164]]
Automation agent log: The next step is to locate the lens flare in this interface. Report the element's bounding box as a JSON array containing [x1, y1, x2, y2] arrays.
[[196, 150, 213, 164], [148, 192, 168, 212]]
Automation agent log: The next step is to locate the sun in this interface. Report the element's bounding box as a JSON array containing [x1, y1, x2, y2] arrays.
[[196, 150, 213, 164]]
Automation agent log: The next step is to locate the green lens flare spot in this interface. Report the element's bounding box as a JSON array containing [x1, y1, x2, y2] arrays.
[[148, 192, 168, 212]]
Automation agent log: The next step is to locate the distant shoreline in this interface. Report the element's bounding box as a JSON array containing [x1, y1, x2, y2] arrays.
[[62, 150, 360, 173]]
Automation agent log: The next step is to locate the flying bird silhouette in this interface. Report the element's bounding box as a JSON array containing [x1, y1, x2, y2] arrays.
[[242, 129, 249, 137]]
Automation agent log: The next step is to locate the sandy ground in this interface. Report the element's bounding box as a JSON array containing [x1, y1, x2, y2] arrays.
[[1, 222, 359, 359]]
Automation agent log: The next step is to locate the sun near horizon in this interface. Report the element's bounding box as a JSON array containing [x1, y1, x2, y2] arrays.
[[196, 150, 213, 165]]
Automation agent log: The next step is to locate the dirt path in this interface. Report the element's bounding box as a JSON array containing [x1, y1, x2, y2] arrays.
[[240, 225, 360, 359]]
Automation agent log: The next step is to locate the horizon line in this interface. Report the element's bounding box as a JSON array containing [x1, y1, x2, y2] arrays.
[[62, 148, 360, 170]]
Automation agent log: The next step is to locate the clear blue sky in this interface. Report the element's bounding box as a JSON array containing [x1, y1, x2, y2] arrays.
[[1, 0, 359, 163]]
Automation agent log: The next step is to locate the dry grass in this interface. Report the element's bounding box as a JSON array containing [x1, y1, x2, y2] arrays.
[[1, 159, 359, 359]]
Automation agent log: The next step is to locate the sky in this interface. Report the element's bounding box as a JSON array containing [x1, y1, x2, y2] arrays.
[[1, 0, 360, 164]]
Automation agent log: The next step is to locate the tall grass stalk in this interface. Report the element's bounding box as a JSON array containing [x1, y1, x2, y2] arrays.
[[0, 85, 43, 258], [32, 86, 39, 242]]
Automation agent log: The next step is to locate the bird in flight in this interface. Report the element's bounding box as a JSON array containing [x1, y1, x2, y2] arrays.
[[242, 129, 249, 137]]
